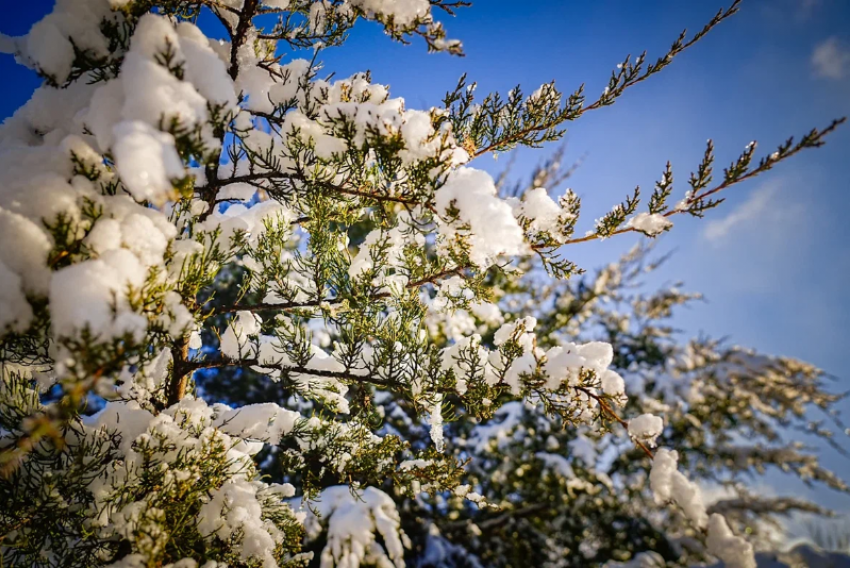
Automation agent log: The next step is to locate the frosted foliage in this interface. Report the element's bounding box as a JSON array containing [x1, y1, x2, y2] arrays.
[[0, 260, 33, 332], [112, 121, 185, 203], [601, 369, 627, 402], [434, 167, 526, 268], [626, 212, 673, 236], [0, 208, 52, 294], [214, 402, 300, 445], [352, 0, 430, 26], [628, 413, 664, 447], [649, 449, 707, 528], [81, 397, 303, 567], [0, 0, 817, 566], [706, 514, 757, 568], [49, 251, 148, 340], [298, 486, 409, 568], [197, 478, 285, 568], [513, 186, 575, 241]]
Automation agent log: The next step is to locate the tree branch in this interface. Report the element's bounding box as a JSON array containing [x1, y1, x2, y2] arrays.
[[576, 386, 655, 460], [471, 1, 742, 159], [187, 357, 402, 390], [212, 267, 463, 315], [557, 117, 846, 248], [229, 0, 259, 80]]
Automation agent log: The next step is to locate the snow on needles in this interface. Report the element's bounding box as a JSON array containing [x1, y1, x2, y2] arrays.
[[628, 413, 664, 448], [434, 167, 527, 268], [296, 486, 410, 568], [0, 2, 763, 566], [651, 449, 756, 567], [626, 212, 673, 236]]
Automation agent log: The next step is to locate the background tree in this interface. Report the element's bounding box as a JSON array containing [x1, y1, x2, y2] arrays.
[[0, 1, 844, 567]]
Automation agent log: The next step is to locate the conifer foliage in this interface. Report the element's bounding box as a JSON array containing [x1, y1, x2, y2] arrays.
[[0, 1, 845, 567]]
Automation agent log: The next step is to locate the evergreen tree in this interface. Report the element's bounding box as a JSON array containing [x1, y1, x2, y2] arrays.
[[0, 1, 845, 567]]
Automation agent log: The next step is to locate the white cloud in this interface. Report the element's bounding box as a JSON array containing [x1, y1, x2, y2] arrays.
[[703, 182, 781, 242], [812, 37, 850, 80]]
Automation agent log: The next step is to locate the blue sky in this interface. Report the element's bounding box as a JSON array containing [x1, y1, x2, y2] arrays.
[[2, 0, 850, 519]]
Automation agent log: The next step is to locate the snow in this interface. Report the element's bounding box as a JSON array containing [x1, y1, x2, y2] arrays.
[[434, 167, 527, 268], [569, 434, 597, 466], [348, 225, 406, 280], [26, 18, 76, 82], [120, 53, 208, 130], [0, 260, 33, 332], [84, 396, 303, 568], [217, 182, 256, 201], [237, 65, 276, 114], [93, 400, 157, 455], [543, 341, 614, 389], [112, 121, 185, 204], [628, 413, 664, 447], [536, 451, 575, 479], [649, 448, 707, 528], [86, 80, 126, 152], [604, 552, 665, 568], [0, 207, 52, 295], [514, 186, 569, 238], [84, 218, 122, 255], [116, 349, 171, 403], [283, 110, 348, 159], [268, 59, 311, 105], [428, 395, 445, 452], [706, 513, 757, 568], [468, 401, 524, 453], [220, 311, 263, 359], [176, 22, 236, 107], [49, 251, 149, 340], [214, 402, 300, 445], [297, 485, 409, 568], [351, 0, 430, 26], [493, 317, 536, 350], [197, 478, 283, 568], [398, 109, 438, 164], [432, 275, 473, 311], [120, 213, 170, 267], [600, 369, 627, 403], [626, 212, 673, 236], [3, 81, 94, 144], [0, 4, 771, 567]]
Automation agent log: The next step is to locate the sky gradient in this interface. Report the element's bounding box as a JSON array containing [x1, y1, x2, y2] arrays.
[[2, 0, 850, 522]]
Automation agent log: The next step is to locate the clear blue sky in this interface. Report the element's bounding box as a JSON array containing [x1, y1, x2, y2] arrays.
[[3, 0, 850, 518]]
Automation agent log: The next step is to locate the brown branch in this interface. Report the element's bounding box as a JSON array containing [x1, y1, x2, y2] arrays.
[[576, 386, 655, 460], [472, 1, 741, 159], [229, 0, 259, 79], [334, 185, 424, 206], [198, 170, 426, 208], [166, 336, 192, 406], [213, 267, 463, 315], [554, 117, 846, 248], [186, 357, 402, 390], [677, 118, 846, 207]]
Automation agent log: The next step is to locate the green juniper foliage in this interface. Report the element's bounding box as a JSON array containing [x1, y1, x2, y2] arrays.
[[0, 1, 845, 567]]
